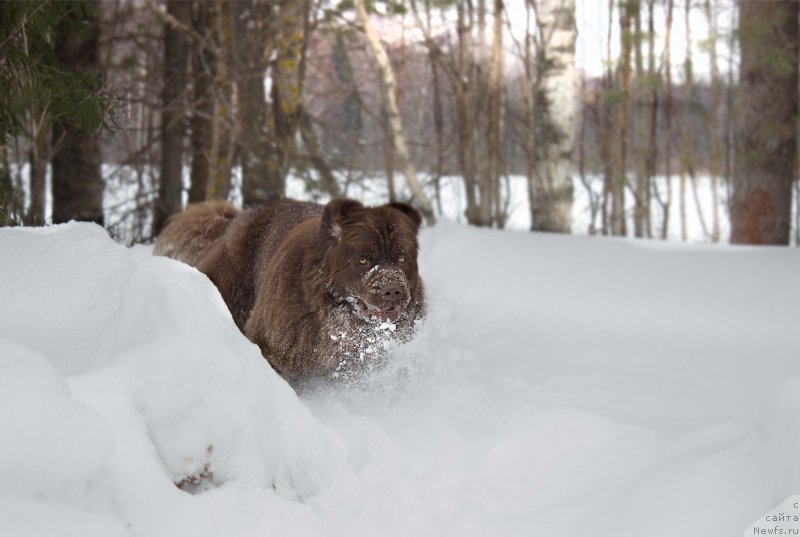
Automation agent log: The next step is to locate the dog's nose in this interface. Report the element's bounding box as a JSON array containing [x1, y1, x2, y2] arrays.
[[380, 281, 404, 299]]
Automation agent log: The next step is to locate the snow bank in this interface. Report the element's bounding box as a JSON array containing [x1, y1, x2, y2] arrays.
[[0, 223, 345, 537], [1, 220, 799, 536]]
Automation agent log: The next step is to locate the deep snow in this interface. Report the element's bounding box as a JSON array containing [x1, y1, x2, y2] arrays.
[[1, 221, 799, 536]]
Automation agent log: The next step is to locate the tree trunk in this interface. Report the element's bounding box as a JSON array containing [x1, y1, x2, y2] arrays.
[[645, 0, 657, 238], [530, 0, 577, 233], [354, 0, 435, 224], [232, 0, 281, 205], [661, 0, 674, 239], [632, 1, 648, 238], [383, 105, 397, 203], [488, 0, 504, 228], [456, 1, 480, 225], [298, 106, 341, 197], [208, 0, 234, 202], [732, 1, 798, 245], [600, 0, 615, 235], [429, 44, 445, 215], [705, 0, 721, 242], [612, 1, 633, 237], [188, 1, 213, 204], [426, 0, 444, 216], [51, 2, 104, 226], [1, 145, 22, 226], [272, 0, 308, 180], [153, 0, 190, 234], [679, 0, 691, 242], [27, 107, 48, 226], [475, 0, 493, 227]]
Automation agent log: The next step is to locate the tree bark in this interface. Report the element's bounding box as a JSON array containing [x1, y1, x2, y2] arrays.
[[232, 0, 281, 205], [272, 0, 308, 180], [632, 0, 648, 238], [153, 0, 190, 234], [455, 1, 479, 224], [51, 2, 104, 226], [611, 1, 633, 237], [732, 1, 798, 245], [705, 0, 721, 242], [530, 0, 577, 233], [679, 0, 691, 242], [298, 106, 341, 198], [207, 0, 234, 202], [488, 0, 504, 228], [644, 0, 657, 238], [660, 0, 674, 239], [27, 107, 48, 226], [188, 1, 213, 204]]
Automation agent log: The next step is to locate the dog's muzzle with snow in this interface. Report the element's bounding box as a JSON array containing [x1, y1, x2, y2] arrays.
[[353, 266, 411, 323]]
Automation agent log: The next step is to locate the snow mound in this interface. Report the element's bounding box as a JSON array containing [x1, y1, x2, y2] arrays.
[[0, 223, 346, 537]]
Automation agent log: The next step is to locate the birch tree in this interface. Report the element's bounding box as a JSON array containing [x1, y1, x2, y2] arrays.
[[529, 0, 577, 233], [354, 0, 435, 224]]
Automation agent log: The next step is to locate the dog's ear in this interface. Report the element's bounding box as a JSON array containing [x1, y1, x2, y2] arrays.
[[320, 198, 365, 241], [385, 202, 422, 233]]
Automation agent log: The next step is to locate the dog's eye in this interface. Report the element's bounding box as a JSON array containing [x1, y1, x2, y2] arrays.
[[397, 255, 406, 264], [359, 258, 369, 266]]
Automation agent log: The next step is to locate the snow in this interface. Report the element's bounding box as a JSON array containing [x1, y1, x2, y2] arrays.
[[2, 220, 800, 536]]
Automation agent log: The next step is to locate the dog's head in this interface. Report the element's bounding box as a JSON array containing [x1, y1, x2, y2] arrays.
[[320, 198, 422, 323]]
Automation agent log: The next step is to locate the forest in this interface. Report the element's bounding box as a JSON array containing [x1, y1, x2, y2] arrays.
[[1, 0, 798, 246]]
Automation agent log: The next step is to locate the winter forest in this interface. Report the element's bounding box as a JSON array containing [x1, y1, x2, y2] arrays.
[[2, 0, 798, 245], [2, 2, 800, 537]]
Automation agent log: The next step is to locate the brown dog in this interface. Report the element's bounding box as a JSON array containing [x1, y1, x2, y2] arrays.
[[154, 198, 425, 382]]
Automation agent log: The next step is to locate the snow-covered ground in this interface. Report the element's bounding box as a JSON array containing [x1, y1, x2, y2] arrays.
[[2, 220, 799, 536]]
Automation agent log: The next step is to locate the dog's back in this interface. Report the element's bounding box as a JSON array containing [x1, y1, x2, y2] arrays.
[[153, 201, 240, 267]]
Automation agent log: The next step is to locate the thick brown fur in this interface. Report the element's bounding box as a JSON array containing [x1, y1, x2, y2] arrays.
[[154, 198, 425, 382]]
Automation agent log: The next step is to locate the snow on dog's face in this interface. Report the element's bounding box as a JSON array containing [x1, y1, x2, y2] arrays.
[[320, 199, 422, 324]]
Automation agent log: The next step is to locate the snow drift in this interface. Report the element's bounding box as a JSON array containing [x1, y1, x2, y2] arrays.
[[0, 223, 345, 537], [1, 221, 799, 536]]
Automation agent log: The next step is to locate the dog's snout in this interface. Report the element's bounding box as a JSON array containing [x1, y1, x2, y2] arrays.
[[380, 281, 403, 299]]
